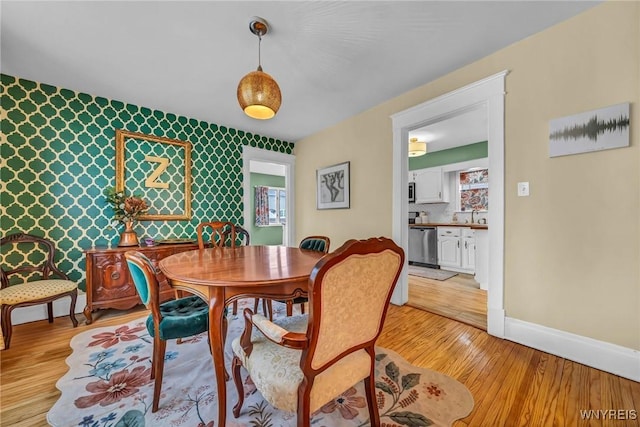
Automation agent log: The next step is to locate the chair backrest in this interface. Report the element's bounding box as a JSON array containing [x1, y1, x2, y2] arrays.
[[302, 237, 404, 373], [124, 251, 160, 312], [0, 233, 68, 289], [197, 221, 236, 250], [299, 236, 330, 254], [223, 225, 250, 246]]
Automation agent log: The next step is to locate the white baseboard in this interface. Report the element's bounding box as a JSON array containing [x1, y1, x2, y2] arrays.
[[504, 317, 640, 382], [10, 293, 87, 325]]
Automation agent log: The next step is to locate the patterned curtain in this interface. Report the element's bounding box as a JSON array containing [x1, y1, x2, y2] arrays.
[[255, 186, 270, 226]]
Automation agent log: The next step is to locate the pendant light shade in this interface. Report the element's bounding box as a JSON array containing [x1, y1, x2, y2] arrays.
[[237, 17, 282, 120], [409, 137, 427, 157], [237, 68, 281, 120]]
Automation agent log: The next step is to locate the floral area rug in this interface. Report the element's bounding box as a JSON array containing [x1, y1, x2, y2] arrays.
[[47, 300, 473, 427]]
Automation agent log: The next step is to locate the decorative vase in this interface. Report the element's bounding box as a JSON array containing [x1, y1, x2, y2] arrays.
[[118, 220, 139, 247]]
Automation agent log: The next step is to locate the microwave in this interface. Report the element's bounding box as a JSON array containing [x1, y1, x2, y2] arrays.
[[408, 182, 415, 202]]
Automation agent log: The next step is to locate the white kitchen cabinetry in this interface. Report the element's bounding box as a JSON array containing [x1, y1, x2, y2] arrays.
[[413, 167, 449, 203], [437, 226, 474, 274]]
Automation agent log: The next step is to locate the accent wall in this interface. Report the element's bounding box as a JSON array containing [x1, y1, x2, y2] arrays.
[[409, 141, 487, 170], [0, 74, 293, 291]]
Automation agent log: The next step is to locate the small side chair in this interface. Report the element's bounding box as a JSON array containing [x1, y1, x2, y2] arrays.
[[0, 233, 78, 349], [124, 251, 209, 412]]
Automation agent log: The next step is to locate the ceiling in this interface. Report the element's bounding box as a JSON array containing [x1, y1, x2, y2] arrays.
[[1, 1, 599, 143]]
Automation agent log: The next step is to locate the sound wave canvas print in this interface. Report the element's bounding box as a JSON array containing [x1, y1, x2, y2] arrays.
[[549, 103, 629, 158]]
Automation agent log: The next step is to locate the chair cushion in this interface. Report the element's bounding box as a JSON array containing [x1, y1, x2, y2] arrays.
[[0, 280, 77, 305], [146, 295, 209, 340], [300, 239, 326, 252], [231, 314, 371, 414]]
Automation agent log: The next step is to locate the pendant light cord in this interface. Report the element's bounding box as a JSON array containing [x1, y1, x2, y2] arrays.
[[257, 34, 263, 72]]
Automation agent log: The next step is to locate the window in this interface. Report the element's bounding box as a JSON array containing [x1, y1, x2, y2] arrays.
[[458, 168, 488, 211], [267, 187, 286, 225]]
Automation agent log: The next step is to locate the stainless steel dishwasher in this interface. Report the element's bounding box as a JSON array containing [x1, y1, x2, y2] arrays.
[[408, 226, 438, 267]]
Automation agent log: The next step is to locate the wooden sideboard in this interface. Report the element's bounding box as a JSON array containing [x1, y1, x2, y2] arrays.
[[83, 243, 198, 324]]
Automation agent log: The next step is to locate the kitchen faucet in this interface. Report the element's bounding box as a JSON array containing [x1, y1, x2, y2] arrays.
[[471, 209, 478, 224]]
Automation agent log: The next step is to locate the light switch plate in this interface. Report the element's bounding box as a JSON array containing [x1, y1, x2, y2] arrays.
[[517, 182, 530, 197]]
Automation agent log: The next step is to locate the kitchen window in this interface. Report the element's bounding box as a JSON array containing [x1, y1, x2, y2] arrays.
[[457, 168, 488, 212]]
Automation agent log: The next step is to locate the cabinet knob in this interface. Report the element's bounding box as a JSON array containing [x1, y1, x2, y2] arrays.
[[111, 272, 120, 280]]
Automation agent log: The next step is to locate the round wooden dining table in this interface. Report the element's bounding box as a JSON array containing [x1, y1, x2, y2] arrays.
[[158, 245, 325, 426]]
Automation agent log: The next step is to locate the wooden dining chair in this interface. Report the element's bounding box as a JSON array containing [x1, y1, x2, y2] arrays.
[[197, 221, 236, 250], [197, 222, 267, 318], [230, 237, 404, 427], [124, 251, 209, 412], [1, 233, 78, 349]]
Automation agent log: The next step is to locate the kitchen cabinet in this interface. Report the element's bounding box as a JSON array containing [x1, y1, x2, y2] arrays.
[[83, 242, 199, 324], [412, 167, 449, 203], [437, 226, 474, 274], [437, 227, 462, 268], [461, 229, 476, 271]]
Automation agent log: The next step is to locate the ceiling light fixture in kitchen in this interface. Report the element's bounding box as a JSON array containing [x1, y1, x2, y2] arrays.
[[408, 137, 427, 157], [237, 16, 282, 120]]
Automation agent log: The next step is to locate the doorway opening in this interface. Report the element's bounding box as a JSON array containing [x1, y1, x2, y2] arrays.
[[391, 71, 508, 338], [242, 146, 296, 246]]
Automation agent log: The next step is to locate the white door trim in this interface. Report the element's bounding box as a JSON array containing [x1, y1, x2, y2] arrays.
[[390, 70, 508, 338], [242, 146, 296, 247]]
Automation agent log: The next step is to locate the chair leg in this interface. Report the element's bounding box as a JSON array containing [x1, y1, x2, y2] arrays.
[[364, 374, 381, 426], [231, 356, 245, 418], [152, 337, 167, 413], [69, 290, 79, 327], [1, 305, 12, 350], [253, 298, 259, 314], [233, 300, 239, 315], [47, 301, 54, 323], [286, 300, 293, 317], [300, 302, 305, 315], [266, 300, 273, 321], [297, 385, 312, 427]]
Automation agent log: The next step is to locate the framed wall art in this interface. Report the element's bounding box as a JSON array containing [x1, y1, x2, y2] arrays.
[[549, 103, 630, 158], [115, 129, 192, 220], [317, 161, 350, 210]]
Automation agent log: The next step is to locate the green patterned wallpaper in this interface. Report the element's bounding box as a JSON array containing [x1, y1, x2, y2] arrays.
[[0, 74, 293, 291]]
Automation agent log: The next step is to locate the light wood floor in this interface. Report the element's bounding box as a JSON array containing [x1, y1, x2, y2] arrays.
[[408, 271, 488, 330], [1, 305, 639, 427]]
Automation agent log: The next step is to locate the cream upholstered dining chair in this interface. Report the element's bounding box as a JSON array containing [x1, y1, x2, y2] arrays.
[[231, 237, 404, 427], [1, 233, 78, 349], [124, 251, 209, 412]]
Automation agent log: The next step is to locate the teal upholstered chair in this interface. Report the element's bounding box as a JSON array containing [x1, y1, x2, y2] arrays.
[[278, 236, 330, 316], [124, 251, 209, 412], [299, 235, 330, 253], [294, 236, 330, 315]]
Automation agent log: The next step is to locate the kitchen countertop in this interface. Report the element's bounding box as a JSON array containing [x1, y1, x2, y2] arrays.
[[410, 222, 488, 230]]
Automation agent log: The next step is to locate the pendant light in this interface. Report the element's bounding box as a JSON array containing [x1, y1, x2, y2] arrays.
[[237, 17, 282, 120], [408, 137, 427, 157]]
